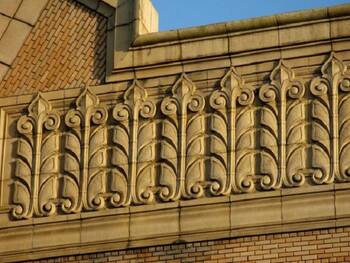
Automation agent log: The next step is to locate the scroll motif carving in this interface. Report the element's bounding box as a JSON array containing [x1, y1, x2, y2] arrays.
[[160, 73, 205, 200], [311, 53, 350, 183], [10, 52, 350, 220], [111, 80, 156, 205], [259, 61, 306, 188], [209, 68, 255, 194], [62, 88, 108, 213], [339, 61, 350, 182], [13, 93, 60, 219]]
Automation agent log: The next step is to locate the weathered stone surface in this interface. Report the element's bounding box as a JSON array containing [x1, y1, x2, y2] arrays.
[[0, 0, 21, 17], [0, 20, 31, 65], [0, 1, 350, 261], [14, 0, 48, 25]]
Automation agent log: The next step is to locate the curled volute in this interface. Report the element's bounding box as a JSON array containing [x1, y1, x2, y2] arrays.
[[111, 80, 156, 206], [13, 93, 60, 219]]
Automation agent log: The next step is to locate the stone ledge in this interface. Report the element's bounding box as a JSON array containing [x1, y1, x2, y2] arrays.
[[133, 3, 350, 46], [0, 184, 349, 262]]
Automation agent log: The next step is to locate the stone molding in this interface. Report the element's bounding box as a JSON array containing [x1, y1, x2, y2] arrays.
[[1, 52, 350, 260], [110, 3, 350, 82]]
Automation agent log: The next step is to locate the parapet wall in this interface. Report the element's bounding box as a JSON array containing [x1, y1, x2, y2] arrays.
[[1, 1, 350, 262]]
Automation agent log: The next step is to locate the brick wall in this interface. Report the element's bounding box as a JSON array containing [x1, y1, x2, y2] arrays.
[[0, 0, 107, 97], [22, 227, 350, 263]]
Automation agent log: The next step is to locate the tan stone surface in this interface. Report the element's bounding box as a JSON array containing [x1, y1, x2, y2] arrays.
[[0, 0, 107, 96], [14, 0, 48, 26], [0, 15, 10, 39], [0, 1, 350, 261], [0, 0, 21, 17], [0, 19, 31, 65]]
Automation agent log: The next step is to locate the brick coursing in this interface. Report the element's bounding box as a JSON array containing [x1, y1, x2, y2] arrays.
[[0, 0, 107, 96], [23, 227, 350, 263]]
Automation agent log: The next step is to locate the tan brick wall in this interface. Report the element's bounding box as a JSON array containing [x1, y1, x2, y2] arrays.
[[22, 227, 350, 263], [0, 0, 107, 97]]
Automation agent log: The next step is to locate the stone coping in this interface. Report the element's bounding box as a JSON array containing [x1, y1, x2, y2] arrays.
[[133, 3, 350, 47]]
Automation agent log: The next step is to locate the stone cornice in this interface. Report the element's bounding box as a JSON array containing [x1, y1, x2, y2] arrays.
[[134, 4, 350, 46]]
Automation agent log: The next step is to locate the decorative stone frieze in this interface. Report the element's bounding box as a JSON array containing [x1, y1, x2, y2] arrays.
[[7, 53, 350, 220]]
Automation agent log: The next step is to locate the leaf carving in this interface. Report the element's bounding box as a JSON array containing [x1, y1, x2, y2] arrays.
[[161, 73, 205, 200], [12, 93, 60, 219], [111, 80, 156, 206], [259, 60, 306, 188], [209, 67, 255, 194], [62, 88, 108, 213]]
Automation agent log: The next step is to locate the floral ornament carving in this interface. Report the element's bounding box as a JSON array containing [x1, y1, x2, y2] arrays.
[[310, 53, 350, 183], [259, 60, 306, 188], [160, 73, 205, 200], [13, 93, 60, 219], [209, 67, 255, 194], [62, 88, 108, 213], [111, 80, 156, 206], [10, 53, 350, 221]]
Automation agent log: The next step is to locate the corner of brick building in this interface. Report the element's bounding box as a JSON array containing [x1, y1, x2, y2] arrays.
[[0, 0, 107, 97]]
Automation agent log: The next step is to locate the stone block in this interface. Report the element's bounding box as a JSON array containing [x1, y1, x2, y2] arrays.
[[115, 0, 134, 26], [282, 191, 335, 224], [33, 221, 80, 248], [0, 226, 32, 253], [279, 22, 330, 47], [180, 203, 230, 234], [130, 208, 179, 240], [181, 37, 228, 60], [280, 43, 331, 59], [134, 44, 181, 67], [229, 29, 278, 53], [331, 19, 350, 39], [0, 20, 32, 65], [231, 197, 282, 228], [0, 15, 10, 39], [335, 189, 350, 218], [137, 0, 158, 33], [81, 214, 129, 243], [14, 0, 48, 26], [96, 1, 114, 18], [0, 0, 21, 17]]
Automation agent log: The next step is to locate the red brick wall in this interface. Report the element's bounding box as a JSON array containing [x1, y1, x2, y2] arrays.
[[0, 0, 107, 97], [23, 227, 350, 263]]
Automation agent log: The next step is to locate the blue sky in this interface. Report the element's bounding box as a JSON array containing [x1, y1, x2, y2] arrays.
[[152, 0, 350, 31]]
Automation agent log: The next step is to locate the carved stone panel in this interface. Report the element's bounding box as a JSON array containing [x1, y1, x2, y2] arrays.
[[8, 52, 350, 220]]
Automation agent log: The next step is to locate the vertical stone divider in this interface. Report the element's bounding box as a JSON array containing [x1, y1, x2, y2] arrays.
[[12, 93, 60, 219], [209, 67, 255, 194], [160, 73, 205, 200], [62, 88, 108, 213], [112, 80, 156, 205], [259, 61, 306, 189]]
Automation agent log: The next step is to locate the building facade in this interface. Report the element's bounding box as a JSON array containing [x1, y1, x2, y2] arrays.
[[0, 0, 350, 262]]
